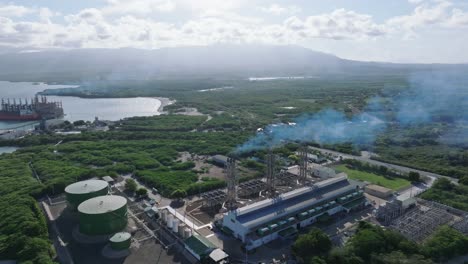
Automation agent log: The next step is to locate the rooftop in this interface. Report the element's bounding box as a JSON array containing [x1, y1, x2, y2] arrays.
[[208, 248, 229, 262], [185, 233, 216, 257], [65, 180, 108, 194], [365, 184, 393, 193], [78, 195, 127, 214], [233, 175, 358, 229], [110, 232, 131, 243]]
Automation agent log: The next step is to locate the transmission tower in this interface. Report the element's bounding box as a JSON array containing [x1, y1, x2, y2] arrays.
[[225, 157, 238, 210]]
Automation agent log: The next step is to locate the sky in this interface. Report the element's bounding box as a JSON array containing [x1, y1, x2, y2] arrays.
[[0, 0, 467, 63]]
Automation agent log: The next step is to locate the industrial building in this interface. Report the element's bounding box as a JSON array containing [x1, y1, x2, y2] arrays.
[[78, 195, 128, 236], [365, 184, 393, 199], [65, 180, 109, 209], [221, 175, 368, 250]]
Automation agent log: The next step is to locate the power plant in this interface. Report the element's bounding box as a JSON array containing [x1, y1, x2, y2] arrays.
[[0, 96, 63, 121]]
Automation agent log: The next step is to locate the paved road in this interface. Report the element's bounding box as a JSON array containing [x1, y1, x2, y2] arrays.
[[309, 146, 458, 183]]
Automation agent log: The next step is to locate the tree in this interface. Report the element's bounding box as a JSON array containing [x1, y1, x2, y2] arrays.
[[310, 256, 327, 264], [459, 175, 468, 185], [136, 187, 148, 196], [292, 228, 332, 262], [408, 171, 420, 182], [422, 225, 468, 262], [371, 251, 433, 264], [170, 189, 187, 200], [73, 120, 86, 126], [125, 178, 137, 193]]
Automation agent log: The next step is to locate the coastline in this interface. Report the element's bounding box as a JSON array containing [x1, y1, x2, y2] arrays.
[[155, 97, 175, 114]]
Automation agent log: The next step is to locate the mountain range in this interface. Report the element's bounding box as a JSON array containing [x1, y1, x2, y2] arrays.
[[0, 44, 464, 82]]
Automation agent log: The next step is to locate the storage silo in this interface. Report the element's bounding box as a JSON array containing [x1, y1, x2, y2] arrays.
[[109, 232, 131, 251], [161, 210, 168, 223], [65, 180, 109, 209], [183, 228, 192, 239], [167, 214, 174, 228], [78, 195, 127, 236], [173, 218, 180, 233], [178, 224, 186, 237]]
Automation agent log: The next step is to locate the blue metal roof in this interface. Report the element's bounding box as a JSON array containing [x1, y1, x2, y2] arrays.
[[236, 179, 354, 229]]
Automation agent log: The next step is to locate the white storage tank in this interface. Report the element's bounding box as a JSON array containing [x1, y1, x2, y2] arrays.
[[167, 214, 174, 228], [161, 210, 168, 223], [183, 227, 192, 239], [178, 224, 186, 237], [172, 218, 180, 233]]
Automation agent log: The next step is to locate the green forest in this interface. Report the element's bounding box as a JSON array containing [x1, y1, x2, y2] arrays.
[[293, 222, 468, 264]]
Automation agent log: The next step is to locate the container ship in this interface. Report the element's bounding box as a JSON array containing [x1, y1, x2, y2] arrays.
[[0, 96, 64, 121]]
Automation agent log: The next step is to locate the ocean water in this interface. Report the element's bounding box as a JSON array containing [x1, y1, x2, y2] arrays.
[[0, 81, 162, 130], [0, 146, 18, 154]]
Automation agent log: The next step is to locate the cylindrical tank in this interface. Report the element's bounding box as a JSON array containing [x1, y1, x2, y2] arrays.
[[78, 195, 127, 236], [109, 232, 131, 251], [183, 228, 192, 239], [172, 218, 180, 233], [167, 214, 174, 228], [178, 224, 186, 237], [65, 180, 108, 210], [162, 210, 168, 223]]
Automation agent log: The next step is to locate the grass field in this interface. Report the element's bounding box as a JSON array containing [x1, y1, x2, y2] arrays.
[[334, 164, 411, 190]]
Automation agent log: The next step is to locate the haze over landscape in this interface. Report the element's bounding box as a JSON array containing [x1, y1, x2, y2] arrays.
[[0, 1, 468, 264]]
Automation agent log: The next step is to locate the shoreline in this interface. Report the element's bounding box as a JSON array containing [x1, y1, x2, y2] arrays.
[[154, 97, 176, 114]]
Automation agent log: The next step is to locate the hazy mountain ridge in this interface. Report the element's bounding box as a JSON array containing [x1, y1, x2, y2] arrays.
[[0, 44, 465, 82]]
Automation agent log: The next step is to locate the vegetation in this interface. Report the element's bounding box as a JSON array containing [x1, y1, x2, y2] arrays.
[[136, 187, 148, 197], [0, 155, 54, 263], [422, 225, 468, 262], [293, 221, 468, 264], [334, 164, 411, 190], [125, 179, 137, 193], [420, 178, 468, 211], [408, 171, 421, 182], [292, 228, 332, 263]]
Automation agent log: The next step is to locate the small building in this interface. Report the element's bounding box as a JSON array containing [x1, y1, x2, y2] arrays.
[[211, 155, 228, 167], [309, 154, 327, 164], [311, 164, 337, 179], [102, 176, 115, 185], [184, 233, 216, 260], [396, 194, 416, 210], [144, 206, 159, 218], [365, 184, 393, 199], [207, 248, 229, 264]]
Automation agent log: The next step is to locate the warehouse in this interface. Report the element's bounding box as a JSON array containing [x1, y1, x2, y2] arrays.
[[221, 175, 368, 250]]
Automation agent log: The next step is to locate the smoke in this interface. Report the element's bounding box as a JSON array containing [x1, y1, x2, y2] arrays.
[[395, 71, 468, 125], [236, 70, 468, 153], [236, 108, 387, 153]]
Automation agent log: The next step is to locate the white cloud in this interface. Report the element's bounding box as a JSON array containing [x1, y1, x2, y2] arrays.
[[260, 4, 301, 15], [285, 9, 387, 40], [103, 0, 176, 15], [387, 0, 468, 33], [408, 0, 425, 4], [0, 4, 34, 17]]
